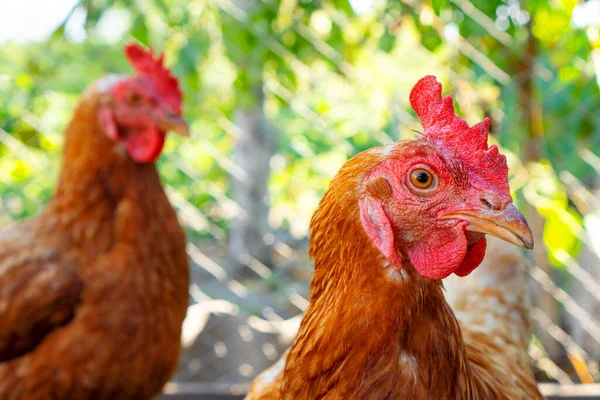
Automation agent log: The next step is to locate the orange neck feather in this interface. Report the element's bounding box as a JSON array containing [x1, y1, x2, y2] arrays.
[[281, 149, 474, 399]]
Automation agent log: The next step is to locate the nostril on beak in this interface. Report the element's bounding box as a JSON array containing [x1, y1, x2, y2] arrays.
[[480, 193, 502, 211]]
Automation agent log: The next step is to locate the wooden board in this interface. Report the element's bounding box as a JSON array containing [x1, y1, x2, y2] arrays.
[[159, 383, 600, 400]]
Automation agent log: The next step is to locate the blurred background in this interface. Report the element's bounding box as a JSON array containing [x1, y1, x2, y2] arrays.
[[1, 0, 599, 392]]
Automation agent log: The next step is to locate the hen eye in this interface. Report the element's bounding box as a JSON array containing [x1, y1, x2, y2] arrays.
[[410, 169, 434, 189], [128, 92, 142, 106]]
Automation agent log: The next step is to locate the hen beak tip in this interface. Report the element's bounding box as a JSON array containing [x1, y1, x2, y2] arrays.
[[160, 115, 189, 137]]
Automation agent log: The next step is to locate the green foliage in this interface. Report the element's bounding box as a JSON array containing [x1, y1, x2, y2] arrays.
[[524, 162, 583, 267], [432, 0, 446, 17]]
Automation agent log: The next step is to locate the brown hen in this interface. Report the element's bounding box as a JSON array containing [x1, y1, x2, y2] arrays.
[[0, 44, 189, 399]]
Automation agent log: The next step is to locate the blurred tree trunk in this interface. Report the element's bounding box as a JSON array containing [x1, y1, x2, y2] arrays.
[[567, 47, 600, 368], [223, 0, 276, 277], [229, 85, 275, 276], [568, 175, 600, 363], [518, 23, 562, 362]]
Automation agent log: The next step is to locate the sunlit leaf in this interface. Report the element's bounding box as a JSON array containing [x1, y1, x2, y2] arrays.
[[432, 0, 446, 16], [130, 17, 149, 46]]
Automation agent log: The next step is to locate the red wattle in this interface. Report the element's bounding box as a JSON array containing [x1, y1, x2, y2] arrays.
[[126, 127, 166, 163], [453, 238, 487, 277], [407, 227, 468, 280]]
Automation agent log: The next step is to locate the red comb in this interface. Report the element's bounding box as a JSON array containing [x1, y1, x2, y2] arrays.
[[124, 44, 183, 114], [409, 75, 509, 193]]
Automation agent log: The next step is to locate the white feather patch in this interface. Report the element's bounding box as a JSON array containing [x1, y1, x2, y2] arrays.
[[96, 74, 125, 93]]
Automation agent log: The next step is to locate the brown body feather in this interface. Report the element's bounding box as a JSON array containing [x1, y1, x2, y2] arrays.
[[247, 147, 543, 400], [0, 85, 189, 399]]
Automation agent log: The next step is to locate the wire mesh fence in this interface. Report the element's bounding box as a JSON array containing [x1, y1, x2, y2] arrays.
[[1, 0, 600, 391]]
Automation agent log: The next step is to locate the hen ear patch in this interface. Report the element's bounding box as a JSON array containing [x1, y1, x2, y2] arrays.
[[98, 107, 119, 141], [366, 176, 394, 201], [359, 177, 403, 267]]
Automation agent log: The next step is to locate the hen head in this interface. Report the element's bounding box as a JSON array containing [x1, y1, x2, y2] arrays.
[[359, 75, 533, 280], [97, 44, 188, 163]]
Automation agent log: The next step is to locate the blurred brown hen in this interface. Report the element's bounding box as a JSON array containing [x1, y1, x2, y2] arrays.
[[246, 76, 543, 399], [0, 44, 190, 399]]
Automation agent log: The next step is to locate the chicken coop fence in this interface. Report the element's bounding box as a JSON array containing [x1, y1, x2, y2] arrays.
[[1, 0, 600, 393]]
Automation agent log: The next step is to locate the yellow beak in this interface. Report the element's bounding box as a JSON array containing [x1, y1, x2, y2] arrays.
[[159, 115, 189, 137], [442, 204, 534, 249]]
